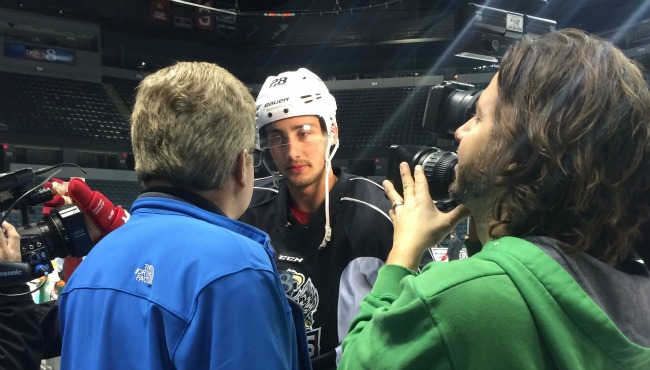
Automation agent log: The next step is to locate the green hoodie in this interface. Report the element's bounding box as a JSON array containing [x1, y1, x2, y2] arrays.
[[340, 236, 650, 369]]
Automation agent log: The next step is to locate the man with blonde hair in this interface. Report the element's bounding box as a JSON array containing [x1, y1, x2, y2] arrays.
[[59, 62, 310, 369]]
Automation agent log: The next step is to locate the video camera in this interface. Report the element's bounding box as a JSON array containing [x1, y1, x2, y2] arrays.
[[0, 166, 92, 287], [386, 81, 483, 202]]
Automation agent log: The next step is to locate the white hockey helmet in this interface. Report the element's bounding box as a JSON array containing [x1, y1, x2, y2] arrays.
[[255, 68, 337, 148]]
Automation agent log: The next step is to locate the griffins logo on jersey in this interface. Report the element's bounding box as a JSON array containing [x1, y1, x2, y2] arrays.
[[280, 269, 322, 357]]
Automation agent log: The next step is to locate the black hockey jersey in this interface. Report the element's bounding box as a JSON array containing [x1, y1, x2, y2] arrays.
[[239, 168, 393, 370]]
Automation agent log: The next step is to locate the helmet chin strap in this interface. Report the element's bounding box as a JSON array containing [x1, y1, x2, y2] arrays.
[[261, 155, 282, 189], [270, 168, 281, 189], [319, 134, 340, 249]]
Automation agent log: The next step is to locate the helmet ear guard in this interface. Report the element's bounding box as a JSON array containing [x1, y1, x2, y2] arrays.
[[319, 116, 338, 143], [328, 122, 338, 140]]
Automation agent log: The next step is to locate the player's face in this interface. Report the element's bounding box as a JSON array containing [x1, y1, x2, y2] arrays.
[[264, 116, 331, 189]]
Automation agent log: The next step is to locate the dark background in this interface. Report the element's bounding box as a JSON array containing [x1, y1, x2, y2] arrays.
[[2, 0, 649, 82]]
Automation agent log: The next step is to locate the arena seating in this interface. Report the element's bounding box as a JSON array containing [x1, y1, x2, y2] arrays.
[[1, 71, 435, 151], [0, 71, 130, 141], [332, 86, 432, 149], [103, 77, 139, 109]]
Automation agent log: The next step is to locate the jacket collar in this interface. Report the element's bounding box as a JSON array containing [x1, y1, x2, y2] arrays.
[[139, 186, 227, 217]]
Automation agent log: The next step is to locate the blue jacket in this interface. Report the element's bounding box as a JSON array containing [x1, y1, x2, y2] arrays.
[[60, 192, 310, 369]]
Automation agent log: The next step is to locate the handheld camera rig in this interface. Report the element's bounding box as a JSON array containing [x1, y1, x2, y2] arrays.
[[0, 165, 92, 287]]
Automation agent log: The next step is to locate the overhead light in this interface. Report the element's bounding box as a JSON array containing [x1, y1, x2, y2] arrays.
[[453, 51, 498, 63], [170, 0, 236, 15]]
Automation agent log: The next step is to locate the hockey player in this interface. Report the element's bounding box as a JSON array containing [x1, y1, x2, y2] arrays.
[[240, 68, 394, 369]]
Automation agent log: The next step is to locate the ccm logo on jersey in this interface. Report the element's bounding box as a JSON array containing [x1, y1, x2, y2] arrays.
[[279, 255, 304, 263]]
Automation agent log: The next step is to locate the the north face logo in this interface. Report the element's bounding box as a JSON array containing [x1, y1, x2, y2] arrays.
[[135, 264, 154, 285]]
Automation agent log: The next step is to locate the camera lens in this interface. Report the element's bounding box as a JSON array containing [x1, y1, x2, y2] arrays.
[[420, 150, 457, 200], [438, 89, 482, 136], [422, 81, 482, 138], [386, 145, 457, 201], [49, 205, 93, 258], [18, 205, 93, 260], [19, 218, 62, 251]]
